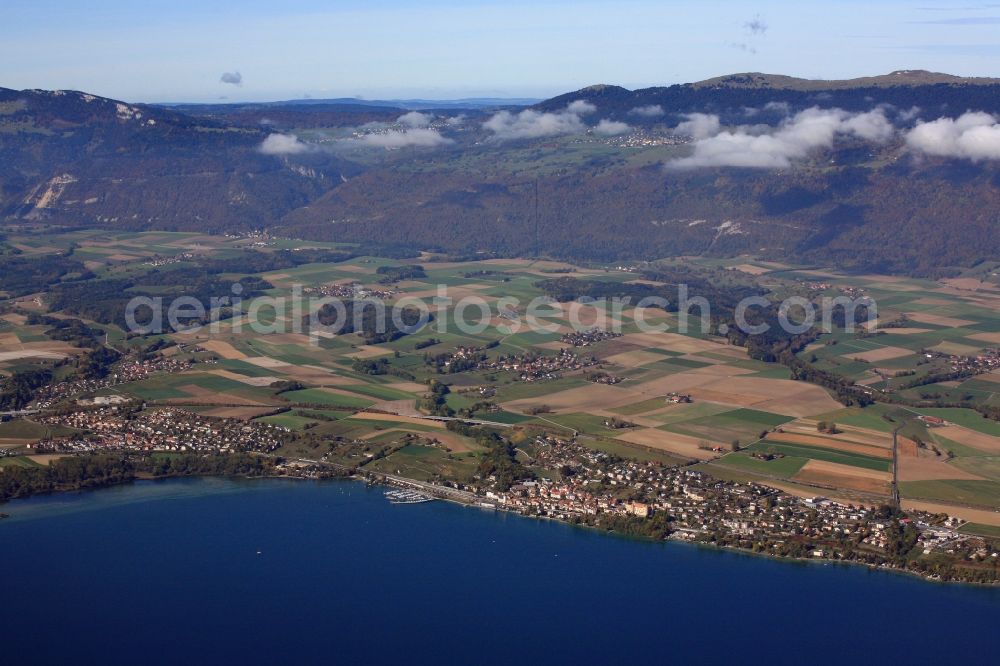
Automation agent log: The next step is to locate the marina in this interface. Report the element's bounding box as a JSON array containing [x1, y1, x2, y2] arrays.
[[384, 488, 436, 504]]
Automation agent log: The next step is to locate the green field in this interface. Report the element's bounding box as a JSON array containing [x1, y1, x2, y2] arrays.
[[280, 389, 374, 409], [745, 441, 891, 472], [714, 452, 809, 478]]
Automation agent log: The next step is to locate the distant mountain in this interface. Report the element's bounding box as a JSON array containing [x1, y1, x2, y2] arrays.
[[538, 71, 1000, 125], [0, 87, 360, 230], [162, 97, 533, 130], [689, 70, 1000, 90], [3, 77, 1000, 276]]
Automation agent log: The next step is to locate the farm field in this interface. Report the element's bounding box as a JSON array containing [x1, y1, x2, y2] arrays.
[[4, 230, 1000, 515]]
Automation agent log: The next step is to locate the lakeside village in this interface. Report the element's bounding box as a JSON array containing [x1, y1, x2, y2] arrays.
[[8, 396, 999, 583], [389, 435, 999, 584], [1, 344, 996, 584]]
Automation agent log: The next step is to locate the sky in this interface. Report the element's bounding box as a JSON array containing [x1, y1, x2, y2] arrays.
[[3, 0, 1000, 102]]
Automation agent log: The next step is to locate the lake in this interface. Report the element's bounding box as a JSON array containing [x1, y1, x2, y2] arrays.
[[1, 478, 998, 665]]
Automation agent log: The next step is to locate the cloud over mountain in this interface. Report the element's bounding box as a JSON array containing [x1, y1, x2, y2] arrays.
[[673, 113, 721, 139], [259, 133, 311, 154], [483, 100, 595, 140], [594, 119, 630, 136], [667, 107, 894, 169], [629, 104, 665, 117], [906, 112, 1000, 161], [355, 128, 452, 149], [397, 111, 432, 128]]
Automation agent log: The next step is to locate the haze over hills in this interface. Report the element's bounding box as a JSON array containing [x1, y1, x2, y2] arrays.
[[3, 72, 1000, 275]]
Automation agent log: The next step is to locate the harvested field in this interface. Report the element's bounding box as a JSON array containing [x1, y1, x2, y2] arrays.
[[503, 383, 635, 413], [197, 340, 247, 359], [845, 346, 914, 363], [23, 454, 68, 466], [687, 387, 766, 407], [0, 350, 67, 362], [929, 341, 983, 356], [935, 426, 1000, 454], [199, 406, 278, 419], [604, 350, 665, 367], [347, 345, 394, 359], [617, 332, 725, 354], [244, 356, 291, 368], [351, 412, 443, 428], [686, 364, 756, 377], [898, 454, 986, 482], [0, 438, 34, 449], [875, 327, 933, 335], [901, 500, 1000, 526], [615, 428, 719, 460], [764, 433, 892, 459], [693, 377, 841, 417], [792, 460, 892, 495], [966, 331, 1000, 344], [368, 399, 422, 417], [905, 312, 976, 328], [273, 365, 363, 385], [731, 263, 771, 275], [207, 369, 280, 387], [167, 384, 267, 406], [384, 382, 428, 394], [940, 278, 999, 292], [780, 421, 893, 450]]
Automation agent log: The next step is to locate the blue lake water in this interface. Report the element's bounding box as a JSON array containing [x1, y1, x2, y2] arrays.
[[2, 478, 998, 665]]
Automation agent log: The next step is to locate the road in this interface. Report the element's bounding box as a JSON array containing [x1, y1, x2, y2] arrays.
[[891, 425, 902, 509]]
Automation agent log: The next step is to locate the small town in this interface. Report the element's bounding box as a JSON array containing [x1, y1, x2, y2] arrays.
[[28, 356, 199, 409], [32, 405, 289, 454]]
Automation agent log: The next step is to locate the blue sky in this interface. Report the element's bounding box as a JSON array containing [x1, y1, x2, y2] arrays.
[[3, 0, 1000, 102]]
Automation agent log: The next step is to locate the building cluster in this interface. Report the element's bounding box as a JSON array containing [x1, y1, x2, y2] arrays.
[[935, 347, 1000, 375], [560, 328, 622, 347], [481, 349, 600, 382], [476, 436, 996, 571], [586, 371, 625, 385], [29, 356, 196, 409], [143, 252, 194, 267], [33, 406, 288, 454], [602, 130, 689, 148], [306, 282, 396, 300]]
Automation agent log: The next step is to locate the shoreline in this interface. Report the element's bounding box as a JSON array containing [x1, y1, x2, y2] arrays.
[[4, 470, 997, 589]]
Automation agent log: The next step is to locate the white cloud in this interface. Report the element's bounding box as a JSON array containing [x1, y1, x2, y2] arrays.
[[673, 113, 722, 139], [220, 71, 243, 86], [482, 101, 597, 140], [898, 106, 921, 122], [667, 107, 895, 169], [763, 101, 791, 115], [841, 109, 895, 142], [259, 133, 311, 155], [566, 99, 597, 115], [355, 128, 452, 149], [906, 112, 1000, 161], [397, 111, 432, 128], [629, 104, 665, 118], [594, 119, 631, 136]]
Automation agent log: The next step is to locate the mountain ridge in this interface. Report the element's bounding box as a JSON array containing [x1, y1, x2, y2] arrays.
[[3, 78, 1000, 276]]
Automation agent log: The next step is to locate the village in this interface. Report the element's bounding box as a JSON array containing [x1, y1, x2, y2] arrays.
[[32, 405, 289, 454], [28, 355, 200, 409], [466, 434, 998, 577]]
